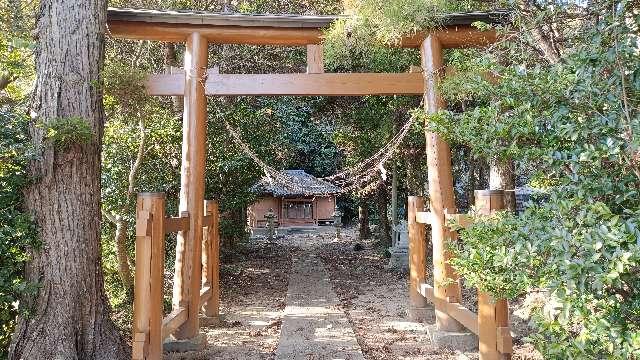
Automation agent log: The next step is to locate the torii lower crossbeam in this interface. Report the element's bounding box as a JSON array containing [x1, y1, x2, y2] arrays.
[[146, 72, 425, 96]]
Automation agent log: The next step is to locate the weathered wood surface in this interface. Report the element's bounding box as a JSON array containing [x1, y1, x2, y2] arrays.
[[108, 20, 496, 48], [421, 34, 464, 332], [146, 72, 425, 96], [475, 190, 512, 359], [161, 307, 189, 340], [306, 44, 324, 74], [172, 31, 208, 339], [164, 211, 190, 233], [133, 193, 166, 360], [201, 200, 220, 317], [408, 197, 430, 314]]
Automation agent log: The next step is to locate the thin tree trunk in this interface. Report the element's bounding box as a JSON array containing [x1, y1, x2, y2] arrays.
[[103, 211, 134, 298], [164, 43, 183, 112], [489, 157, 516, 212], [376, 180, 392, 247], [391, 161, 398, 227], [10, 0, 128, 358], [467, 147, 476, 208], [358, 200, 370, 240]]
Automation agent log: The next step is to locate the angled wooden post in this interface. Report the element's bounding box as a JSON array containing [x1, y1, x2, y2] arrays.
[[421, 34, 464, 332], [133, 192, 166, 360], [408, 196, 431, 320], [475, 190, 511, 360], [172, 31, 208, 340], [202, 200, 220, 319]]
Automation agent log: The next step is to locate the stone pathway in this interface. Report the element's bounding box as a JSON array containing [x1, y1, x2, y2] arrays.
[[275, 252, 364, 360]]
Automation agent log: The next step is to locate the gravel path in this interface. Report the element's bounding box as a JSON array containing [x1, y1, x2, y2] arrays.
[[275, 249, 364, 360]]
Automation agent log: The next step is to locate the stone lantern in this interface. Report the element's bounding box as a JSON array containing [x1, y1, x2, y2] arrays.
[[332, 207, 342, 240], [264, 208, 276, 241]]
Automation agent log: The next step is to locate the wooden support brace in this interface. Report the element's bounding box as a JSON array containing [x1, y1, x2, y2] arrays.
[[161, 307, 189, 340], [415, 211, 433, 224], [497, 326, 513, 354], [133, 192, 166, 360], [444, 212, 473, 229], [475, 190, 511, 360], [165, 211, 190, 233], [201, 200, 220, 318], [408, 196, 430, 317]]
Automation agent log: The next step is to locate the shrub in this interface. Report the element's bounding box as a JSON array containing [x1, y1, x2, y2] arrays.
[[0, 109, 38, 357]]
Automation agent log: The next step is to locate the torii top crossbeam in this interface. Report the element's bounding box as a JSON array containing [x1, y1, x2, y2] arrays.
[[107, 7, 507, 47]]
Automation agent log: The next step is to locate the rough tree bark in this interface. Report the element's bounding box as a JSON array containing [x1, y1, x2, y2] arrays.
[[376, 179, 392, 247], [9, 0, 129, 358], [358, 200, 371, 240], [489, 157, 516, 211]]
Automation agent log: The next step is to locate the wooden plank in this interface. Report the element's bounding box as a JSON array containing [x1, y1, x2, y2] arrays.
[[172, 32, 208, 340], [444, 213, 473, 229], [164, 213, 190, 233], [306, 44, 324, 73], [201, 200, 220, 317], [132, 332, 146, 360], [421, 34, 464, 332], [148, 195, 165, 359], [133, 192, 166, 360], [418, 281, 435, 302], [408, 197, 430, 318], [479, 291, 500, 360], [446, 302, 479, 335], [497, 326, 513, 354], [415, 211, 433, 224], [107, 20, 324, 45], [146, 72, 425, 96], [161, 307, 188, 340], [107, 20, 496, 48], [133, 198, 152, 359]]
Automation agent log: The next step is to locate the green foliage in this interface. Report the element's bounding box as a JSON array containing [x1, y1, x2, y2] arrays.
[[103, 63, 152, 118], [42, 116, 94, 150], [0, 109, 38, 357], [449, 208, 552, 301], [432, 1, 640, 357]]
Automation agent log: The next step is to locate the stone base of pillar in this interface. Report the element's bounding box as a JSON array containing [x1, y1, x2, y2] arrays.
[[199, 313, 226, 327], [428, 325, 478, 352], [408, 305, 435, 322], [387, 249, 409, 271], [163, 333, 207, 353]]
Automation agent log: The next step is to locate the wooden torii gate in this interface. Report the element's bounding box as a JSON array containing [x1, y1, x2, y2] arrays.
[[107, 7, 505, 359]]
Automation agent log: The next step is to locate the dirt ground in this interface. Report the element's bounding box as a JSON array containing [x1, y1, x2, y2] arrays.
[[165, 228, 541, 360]]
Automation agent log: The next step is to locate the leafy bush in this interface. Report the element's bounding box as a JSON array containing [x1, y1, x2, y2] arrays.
[[449, 207, 552, 301], [0, 109, 38, 357], [42, 116, 93, 150]]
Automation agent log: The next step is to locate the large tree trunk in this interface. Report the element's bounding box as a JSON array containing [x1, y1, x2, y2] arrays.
[[358, 200, 371, 240], [9, 0, 129, 359], [376, 180, 392, 247], [489, 157, 516, 212]]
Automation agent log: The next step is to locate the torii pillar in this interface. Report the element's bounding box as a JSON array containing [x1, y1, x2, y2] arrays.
[[421, 35, 465, 332], [172, 32, 208, 343]]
